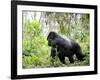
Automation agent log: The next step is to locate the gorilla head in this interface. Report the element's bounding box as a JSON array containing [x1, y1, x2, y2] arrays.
[[47, 32, 58, 40], [47, 32, 85, 64], [47, 32, 58, 48]]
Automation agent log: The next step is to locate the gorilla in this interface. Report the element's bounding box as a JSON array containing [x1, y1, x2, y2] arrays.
[[47, 32, 85, 64]]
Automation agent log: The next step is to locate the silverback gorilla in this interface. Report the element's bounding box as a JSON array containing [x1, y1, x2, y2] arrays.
[[47, 32, 85, 64]]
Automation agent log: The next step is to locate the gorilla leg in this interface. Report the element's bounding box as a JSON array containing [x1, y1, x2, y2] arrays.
[[50, 48, 56, 64], [58, 53, 65, 64], [68, 56, 74, 63], [75, 48, 85, 61]]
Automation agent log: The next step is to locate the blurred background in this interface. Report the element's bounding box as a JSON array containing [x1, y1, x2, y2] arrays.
[[22, 11, 90, 69]]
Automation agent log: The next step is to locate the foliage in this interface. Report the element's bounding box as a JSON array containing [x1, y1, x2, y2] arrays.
[[22, 13, 90, 68], [23, 20, 52, 68]]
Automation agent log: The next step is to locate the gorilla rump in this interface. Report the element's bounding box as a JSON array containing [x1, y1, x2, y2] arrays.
[[47, 32, 85, 64]]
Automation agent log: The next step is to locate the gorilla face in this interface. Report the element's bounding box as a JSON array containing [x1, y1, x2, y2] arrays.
[[48, 39, 57, 48], [47, 31, 85, 64], [47, 32, 58, 48]]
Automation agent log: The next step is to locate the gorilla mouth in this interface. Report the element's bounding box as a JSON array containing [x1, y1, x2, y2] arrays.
[[48, 43, 51, 46]]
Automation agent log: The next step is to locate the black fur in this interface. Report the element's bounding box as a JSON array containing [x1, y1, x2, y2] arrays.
[[47, 32, 85, 64]]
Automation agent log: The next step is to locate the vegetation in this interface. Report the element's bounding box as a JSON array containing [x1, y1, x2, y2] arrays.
[[22, 12, 90, 69]]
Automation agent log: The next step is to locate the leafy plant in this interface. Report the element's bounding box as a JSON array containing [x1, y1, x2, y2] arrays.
[[22, 13, 90, 68]]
